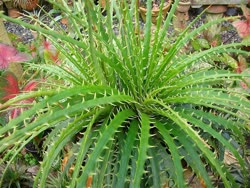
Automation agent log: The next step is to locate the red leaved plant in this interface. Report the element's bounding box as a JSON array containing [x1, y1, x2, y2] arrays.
[[0, 71, 38, 119], [232, 6, 250, 90], [42, 40, 60, 64], [232, 5, 250, 38], [235, 55, 250, 89], [0, 43, 31, 69], [29, 39, 61, 64]]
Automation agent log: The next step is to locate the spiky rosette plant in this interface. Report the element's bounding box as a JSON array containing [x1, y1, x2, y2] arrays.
[[0, 0, 250, 187]]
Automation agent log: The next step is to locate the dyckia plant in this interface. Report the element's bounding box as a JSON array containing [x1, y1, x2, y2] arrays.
[[0, 0, 250, 187]]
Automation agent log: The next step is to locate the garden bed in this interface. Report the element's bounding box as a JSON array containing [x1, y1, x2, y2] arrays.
[[0, 1, 249, 187]]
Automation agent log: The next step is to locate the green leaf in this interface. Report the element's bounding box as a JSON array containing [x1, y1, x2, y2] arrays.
[[191, 38, 210, 51], [132, 113, 151, 187], [179, 111, 244, 187], [146, 99, 236, 187], [116, 120, 139, 187], [148, 140, 161, 188], [35, 113, 89, 188], [219, 54, 238, 69], [76, 109, 135, 187], [168, 126, 213, 187], [242, 35, 250, 44], [155, 121, 185, 188]]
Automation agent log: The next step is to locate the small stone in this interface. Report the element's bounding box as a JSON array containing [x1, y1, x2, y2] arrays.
[[26, 165, 39, 176], [226, 7, 239, 16]]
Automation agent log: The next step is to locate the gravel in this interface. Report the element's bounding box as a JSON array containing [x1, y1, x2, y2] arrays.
[[3, 6, 242, 45], [4, 21, 34, 43]]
